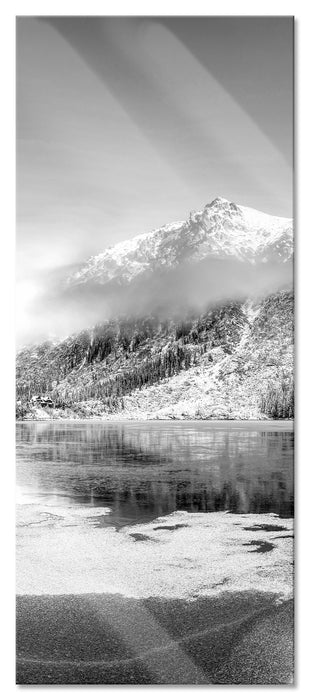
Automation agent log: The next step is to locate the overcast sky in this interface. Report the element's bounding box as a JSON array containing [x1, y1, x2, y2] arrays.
[[16, 16, 293, 343]]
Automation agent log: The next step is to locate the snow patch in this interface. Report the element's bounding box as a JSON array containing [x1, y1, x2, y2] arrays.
[[16, 505, 293, 601]]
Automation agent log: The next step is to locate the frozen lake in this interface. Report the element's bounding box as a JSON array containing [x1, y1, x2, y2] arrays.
[[16, 420, 294, 684], [16, 420, 294, 527]]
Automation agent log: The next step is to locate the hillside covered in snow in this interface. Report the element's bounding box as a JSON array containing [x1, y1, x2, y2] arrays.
[[16, 197, 294, 421]]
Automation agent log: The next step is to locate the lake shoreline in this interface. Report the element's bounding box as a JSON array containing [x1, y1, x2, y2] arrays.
[[16, 417, 294, 427], [16, 400, 295, 423]]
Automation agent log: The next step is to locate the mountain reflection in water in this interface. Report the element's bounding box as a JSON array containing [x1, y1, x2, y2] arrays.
[[16, 421, 294, 527]]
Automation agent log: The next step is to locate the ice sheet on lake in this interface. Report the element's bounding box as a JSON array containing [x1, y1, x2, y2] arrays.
[[16, 504, 293, 602]]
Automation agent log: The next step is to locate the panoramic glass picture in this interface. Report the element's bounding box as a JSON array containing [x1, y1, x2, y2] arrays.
[[16, 16, 294, 685]]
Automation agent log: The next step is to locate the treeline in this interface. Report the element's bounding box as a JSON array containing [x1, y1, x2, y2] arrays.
[[16, 301, 246, 408], [259, 378, 294, 419], [84, 302, 244, 367], [86, 317, 166, 365], [173, 302, 245, 354], [39, 343, 204, 409]]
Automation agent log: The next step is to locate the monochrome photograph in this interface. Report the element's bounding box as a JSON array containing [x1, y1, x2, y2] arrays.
[[16, 15, 294, 685]]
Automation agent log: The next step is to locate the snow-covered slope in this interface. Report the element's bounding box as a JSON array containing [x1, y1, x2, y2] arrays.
[[68, 197, 293, 287], [16, 197, 293, 421], [16, 290, 293, 421]]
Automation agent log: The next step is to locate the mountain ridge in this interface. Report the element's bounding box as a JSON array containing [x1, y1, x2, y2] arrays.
[[67, 197, 293, 289], [16, 196, 294, 421]]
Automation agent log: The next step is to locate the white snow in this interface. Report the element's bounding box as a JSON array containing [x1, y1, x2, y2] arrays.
[[16, 504, 293, 601], [67, 197, 293, 287]]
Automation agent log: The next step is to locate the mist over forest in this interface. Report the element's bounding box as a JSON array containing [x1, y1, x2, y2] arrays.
[[18, 256, 293, 346]]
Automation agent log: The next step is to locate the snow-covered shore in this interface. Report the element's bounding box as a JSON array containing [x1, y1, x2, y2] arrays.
[[16, 502, 293, 602]]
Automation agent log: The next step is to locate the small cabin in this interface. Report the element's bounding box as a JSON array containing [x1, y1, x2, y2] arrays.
[[40, 396, 54, 408], [31, 395, 54, 408]]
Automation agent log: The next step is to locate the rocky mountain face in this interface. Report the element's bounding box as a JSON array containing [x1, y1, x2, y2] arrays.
[[67, 197, 293, 288], [16, 197, 294, 420]]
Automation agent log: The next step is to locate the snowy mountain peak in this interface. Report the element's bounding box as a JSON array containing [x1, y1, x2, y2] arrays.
[[209, 196, 235, 207], [67, 197, 293, 288]]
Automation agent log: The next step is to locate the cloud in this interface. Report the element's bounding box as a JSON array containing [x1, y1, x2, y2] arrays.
[[17, 257, 293, 346]]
